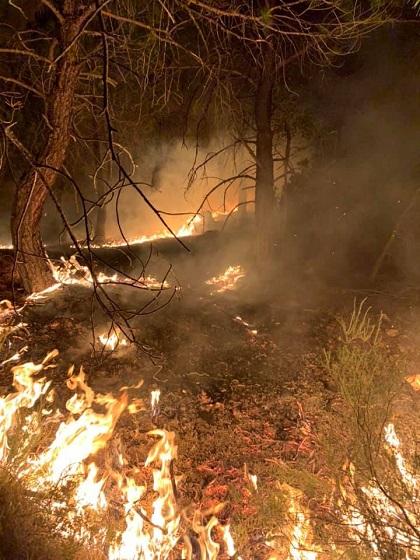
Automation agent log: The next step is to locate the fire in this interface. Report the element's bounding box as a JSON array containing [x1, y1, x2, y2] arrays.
[[221, 523, 241, 558], [151, 389, 161, 417], [0, 352, 237, 559], [49, 254, 171, 291], [206, 265, 245, 293], [109, 429, 181, 559], [99, 330, 128, 351], [94, 214, 204, 248], [264, 483, 320, 560], [339, 422, 420, 558], [0, 350, 57, 462]]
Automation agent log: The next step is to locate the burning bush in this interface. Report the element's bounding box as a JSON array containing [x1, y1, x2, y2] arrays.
[[321, 300, 420, 559]]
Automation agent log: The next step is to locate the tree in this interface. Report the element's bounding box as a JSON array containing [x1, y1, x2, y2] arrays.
[[5, 1, 89, 293], [0, 0, 196, 294], [181, 0, 398, 269], [0, 0, 399, 296]]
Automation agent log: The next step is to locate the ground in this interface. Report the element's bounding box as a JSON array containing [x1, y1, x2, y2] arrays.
[[1, 239, 420, 559]]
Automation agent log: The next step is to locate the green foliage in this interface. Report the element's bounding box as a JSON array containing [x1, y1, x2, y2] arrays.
[[230, 478, 289, 548], [336, 298, 382, 344], [259, 5, 273, 29], [0, 312, 25, 360]]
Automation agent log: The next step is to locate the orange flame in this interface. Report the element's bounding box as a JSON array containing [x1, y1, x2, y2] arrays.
[[0, 352, 238, 559], [206, 265, 245, 293]]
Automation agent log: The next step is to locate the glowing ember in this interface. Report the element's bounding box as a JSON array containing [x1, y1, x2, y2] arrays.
[[405, 373, 420, 391], [206, 265, 245, 293]]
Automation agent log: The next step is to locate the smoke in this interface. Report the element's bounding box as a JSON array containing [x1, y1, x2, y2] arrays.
[[105, 137, 254, 242], [286, 27, 420, 285], [5, 26, 420, 293]]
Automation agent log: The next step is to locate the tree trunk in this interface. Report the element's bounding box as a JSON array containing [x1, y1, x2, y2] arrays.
[[10, 2, 81, 294], [254, 43, 276, 269]]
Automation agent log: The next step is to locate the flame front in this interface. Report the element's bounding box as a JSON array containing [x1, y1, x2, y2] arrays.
[[0, 353, 234, 559], [109, 430, 181, 559], [94, 214, 204, 248]]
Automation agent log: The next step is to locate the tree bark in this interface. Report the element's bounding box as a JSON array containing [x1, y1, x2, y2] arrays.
[[10, 2, 81, 294], [254, 42, 276, 269]]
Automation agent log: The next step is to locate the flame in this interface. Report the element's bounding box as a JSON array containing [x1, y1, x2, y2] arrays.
[[339, 423, 420, 558], [48, 255, 171, 295], [99, 331, 128, 351], [206, 265, 245, 293], [221, 523, 241, 558], [0, 352, 56, 462], [151, 389, 161, 417], [109, 429, 181, 559], [94, 214, 204, 248], [0, 352, 239, 559], [285, 485, 318, 560]]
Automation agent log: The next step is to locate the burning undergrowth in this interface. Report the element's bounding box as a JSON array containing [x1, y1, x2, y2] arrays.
[[1, 275, 420, 558]]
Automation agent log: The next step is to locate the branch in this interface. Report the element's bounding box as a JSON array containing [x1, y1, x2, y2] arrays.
[[52, 1, 112, 67], [0, 76, 44, 98], [40, 0, 65, 24], [96, 3, 190, 252], [0, 48, 51, 64]]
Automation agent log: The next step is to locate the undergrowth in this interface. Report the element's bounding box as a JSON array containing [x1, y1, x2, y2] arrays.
[[320, 299, 418, 559]]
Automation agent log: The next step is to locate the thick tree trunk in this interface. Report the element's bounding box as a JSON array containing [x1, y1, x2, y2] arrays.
[[10, 2, 81, 294], [254, 43, 276, 269]]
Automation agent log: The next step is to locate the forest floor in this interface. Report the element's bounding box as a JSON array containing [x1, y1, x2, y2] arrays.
[[1, 244, 420, 559]]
